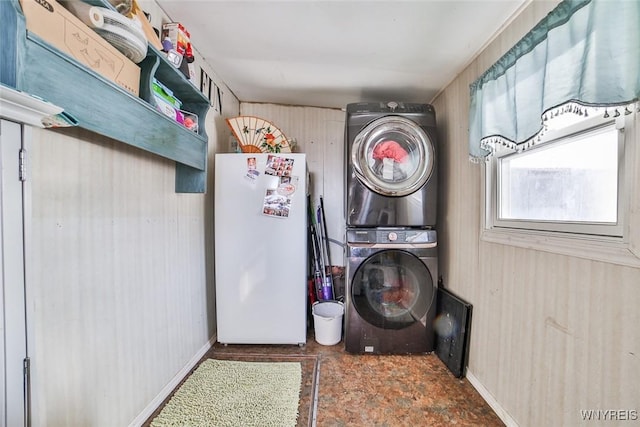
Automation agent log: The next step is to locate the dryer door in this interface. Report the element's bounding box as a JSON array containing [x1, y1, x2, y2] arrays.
[[351, 249, 435, 330], [352, 116, 435, 197]]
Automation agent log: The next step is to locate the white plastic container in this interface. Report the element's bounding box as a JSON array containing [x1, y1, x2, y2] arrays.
[[312, 301, 344, 346]]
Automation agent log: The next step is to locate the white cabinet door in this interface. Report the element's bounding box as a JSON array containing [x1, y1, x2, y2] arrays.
[[0, 119, 27, 427]]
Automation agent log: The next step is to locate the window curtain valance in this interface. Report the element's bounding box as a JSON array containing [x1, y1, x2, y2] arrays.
[[469, 0, 640, 161]]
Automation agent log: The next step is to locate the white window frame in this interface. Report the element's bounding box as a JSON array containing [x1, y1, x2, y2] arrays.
[[481, 110, 640, 268]]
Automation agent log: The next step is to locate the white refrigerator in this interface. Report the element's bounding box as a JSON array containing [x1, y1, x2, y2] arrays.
[[214, 153, 307, 345]]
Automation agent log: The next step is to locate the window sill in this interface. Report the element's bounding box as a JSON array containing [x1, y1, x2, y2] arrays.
[[481, 227, 640, 268]]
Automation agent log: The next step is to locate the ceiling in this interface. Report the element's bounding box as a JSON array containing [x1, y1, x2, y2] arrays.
[[156, 1, 528, 110]]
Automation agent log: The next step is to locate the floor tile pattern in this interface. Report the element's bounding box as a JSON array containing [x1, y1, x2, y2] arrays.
[[145, 333, 504, 426]]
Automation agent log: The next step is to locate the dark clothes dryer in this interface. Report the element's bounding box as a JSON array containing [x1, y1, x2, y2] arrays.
[[345, 102, 438, 228]]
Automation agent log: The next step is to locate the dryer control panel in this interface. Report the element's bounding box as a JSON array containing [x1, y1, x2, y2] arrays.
[[346, 101, 434, 115], [347, 228, 436, 244]]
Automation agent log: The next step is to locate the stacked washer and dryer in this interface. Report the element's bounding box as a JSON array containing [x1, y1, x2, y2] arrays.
[[344, 101, 439, 354]]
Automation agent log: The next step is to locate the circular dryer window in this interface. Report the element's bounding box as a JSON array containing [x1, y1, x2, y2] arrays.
[[352, 116, 435, 197], [351, 249, 435, 330]]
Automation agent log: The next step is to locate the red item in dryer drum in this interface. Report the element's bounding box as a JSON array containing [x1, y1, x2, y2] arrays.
[[372, 140, 409, 162]]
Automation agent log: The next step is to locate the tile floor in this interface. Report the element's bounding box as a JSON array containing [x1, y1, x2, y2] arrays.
[[145, 331, 504, 426]]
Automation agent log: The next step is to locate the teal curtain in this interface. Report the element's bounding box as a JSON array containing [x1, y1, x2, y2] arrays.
[[469, 0, 640, 161]]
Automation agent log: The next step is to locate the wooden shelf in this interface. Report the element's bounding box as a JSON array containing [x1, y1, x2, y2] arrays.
[[0, 0, 210, 193]]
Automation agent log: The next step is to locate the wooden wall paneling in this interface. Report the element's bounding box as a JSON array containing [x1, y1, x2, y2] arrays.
[[239, 103, 346, 265], [26, 64, 240, 427], [302, 107, 325, 205], [522, 250, 545, 419], [537, 252, 569, 426], [432, 1, 640, 425], [628, 112, 640, 258], [29, 128, 210, 426], [434, 73, 453, 274], [12, 0, 240, 423], [0, 120, 28, 427], [323, 119, 346, 266], [204, 75, 240, 348]]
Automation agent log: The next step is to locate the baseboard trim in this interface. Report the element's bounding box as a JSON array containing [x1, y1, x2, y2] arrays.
[[129, 335, 217, 427], [466, 369, 519, 427]]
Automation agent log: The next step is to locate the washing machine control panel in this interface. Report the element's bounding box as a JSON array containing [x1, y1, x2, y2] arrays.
[[347, 228, 436, 244]]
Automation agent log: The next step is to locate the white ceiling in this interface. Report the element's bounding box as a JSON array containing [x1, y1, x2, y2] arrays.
[[156, 1, 528, 109]]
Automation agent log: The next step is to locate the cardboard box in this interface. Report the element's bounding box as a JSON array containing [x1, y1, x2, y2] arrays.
[[19, 0, 141, 96], [135, 7, 162, 51]]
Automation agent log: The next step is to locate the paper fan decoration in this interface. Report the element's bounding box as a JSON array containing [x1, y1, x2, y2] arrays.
[[226, 116, 292, 153]]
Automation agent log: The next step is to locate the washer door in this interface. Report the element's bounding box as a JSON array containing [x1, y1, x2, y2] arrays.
[[351, 249, 435, 330], [352, 116, 435, 197]]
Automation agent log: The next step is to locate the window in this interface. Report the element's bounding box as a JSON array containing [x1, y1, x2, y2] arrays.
[[483, 111, 640, 267], [470, 0, 640, 266], [489, 117, 624, 237]]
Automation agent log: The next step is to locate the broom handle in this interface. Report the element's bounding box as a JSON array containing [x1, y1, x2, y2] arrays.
[[319, 197, 332, 268], [318, 197, 334, 298], [308, 196, 327, 299]]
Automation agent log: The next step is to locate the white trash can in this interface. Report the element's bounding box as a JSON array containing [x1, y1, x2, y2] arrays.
[[312, 301, 344, 346]]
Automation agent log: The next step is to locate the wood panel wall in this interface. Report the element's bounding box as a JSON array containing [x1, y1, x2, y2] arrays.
[[21, 1, 640, 425], [25, 15, 240, 425], [431, 1, 640, 426], [239, 103, 346, 266], [239, 3, 640, 426]]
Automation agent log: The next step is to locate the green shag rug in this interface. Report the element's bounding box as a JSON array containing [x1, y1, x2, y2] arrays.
[[150, 359, 302, 427]]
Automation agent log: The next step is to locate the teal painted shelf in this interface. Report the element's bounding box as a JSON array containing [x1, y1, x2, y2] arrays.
[[0, 0, 210, 193]]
